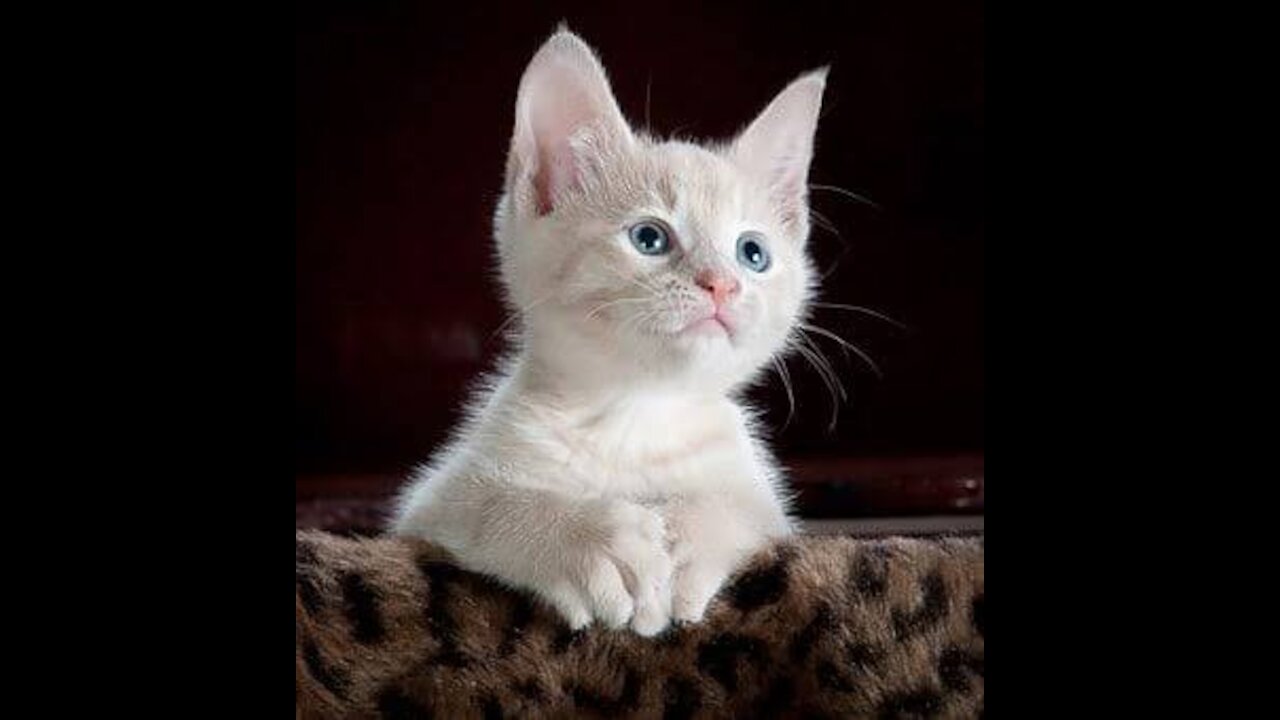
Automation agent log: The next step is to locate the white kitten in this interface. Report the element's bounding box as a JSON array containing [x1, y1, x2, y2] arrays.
[[392, 30, 825, 636]]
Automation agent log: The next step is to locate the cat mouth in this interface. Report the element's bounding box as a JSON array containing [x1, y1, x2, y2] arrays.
[[682, 314, 734, 339]]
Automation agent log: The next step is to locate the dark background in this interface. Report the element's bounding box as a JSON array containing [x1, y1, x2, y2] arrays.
[[296, 0, 983, 479]]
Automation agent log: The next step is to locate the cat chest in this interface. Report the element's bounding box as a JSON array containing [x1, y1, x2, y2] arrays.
[[549, 422, 753, 495]]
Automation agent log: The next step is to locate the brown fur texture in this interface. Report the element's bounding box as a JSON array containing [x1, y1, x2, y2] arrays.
[[296, 530, 984, 719]]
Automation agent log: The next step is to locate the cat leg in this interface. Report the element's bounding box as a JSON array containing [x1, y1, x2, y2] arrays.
[[607, 501, 674, 636], [547, 499, 673, 634], [665, 493, 790, 623], [406, 483, 674, 634]]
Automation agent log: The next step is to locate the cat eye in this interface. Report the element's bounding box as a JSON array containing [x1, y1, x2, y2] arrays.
[[736, 232, 771, 273], [628, 221, 672, 256]]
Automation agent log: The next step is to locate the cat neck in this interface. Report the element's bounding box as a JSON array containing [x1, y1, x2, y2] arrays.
[[512, 349, 729, 411]]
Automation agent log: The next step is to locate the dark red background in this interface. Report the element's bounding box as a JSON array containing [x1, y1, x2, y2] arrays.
[[296, 0, 983, 486]]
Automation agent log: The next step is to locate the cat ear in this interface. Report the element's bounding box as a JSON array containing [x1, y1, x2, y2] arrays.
[[507, 30, 633, 217], [730, 68, 828, 238]]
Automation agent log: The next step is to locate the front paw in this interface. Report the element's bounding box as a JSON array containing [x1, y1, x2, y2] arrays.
[[671, 558, 732, 624], [604, 502, 675, 636], [541, 501, 674, 636]]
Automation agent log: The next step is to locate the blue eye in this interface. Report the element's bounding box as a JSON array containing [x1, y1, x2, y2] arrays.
[[736, 232, 771, 272], [629, 221, 671, 256]]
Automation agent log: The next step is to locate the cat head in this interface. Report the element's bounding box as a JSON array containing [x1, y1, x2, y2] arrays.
[[495, 30, 825, 395]]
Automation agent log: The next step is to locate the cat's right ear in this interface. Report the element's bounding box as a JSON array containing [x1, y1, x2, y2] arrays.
[[730, 69, 828, 240], [506, 31, 633, 217]]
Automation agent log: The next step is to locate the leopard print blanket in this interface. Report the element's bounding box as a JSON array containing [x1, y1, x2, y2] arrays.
[[296, 530, 984, 719]]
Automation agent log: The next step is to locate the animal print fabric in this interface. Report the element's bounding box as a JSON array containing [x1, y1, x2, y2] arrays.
[[296, 530, 983, 718]]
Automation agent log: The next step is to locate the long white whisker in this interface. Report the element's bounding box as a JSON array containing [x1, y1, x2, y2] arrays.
[[789, 335, 845, 432], [645, 73, 653, 130], [770, 356, 796, 430], [618, 306, 662, 336], [801, 322, 883, 378], [819, 249, 851, 282], [791, 342, 840, 430], [810, 301, 908, 331], [809, 208, 842, 238], [801, 333, 847, 402], [585, 296, 648, 320], [603, 264, 664, 297], [809, 183, 881, 209], [487, 291, 558, 343]]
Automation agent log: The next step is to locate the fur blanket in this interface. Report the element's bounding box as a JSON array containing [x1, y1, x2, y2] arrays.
[[296, 530, 984, 718]]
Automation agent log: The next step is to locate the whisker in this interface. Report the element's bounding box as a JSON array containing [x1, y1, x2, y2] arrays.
[[809, 183, 881, 209], [819, 249, 851, 282], [668, 122, 697, 138], [603, 264, 664, 297], [797, 332, 848, 402], [801, 322, 883, 378], [618, 306, 663, 336], [810, 301, 909, 331], [487, 291, 557, 344], [790, 342, 840, 431], [645, 73, 653, 131], [809, 208, 841, 238], [585, 296, 648, 320], [788, 334, 846, 432], [807, 207, 850, 281], [770, 356, 796, 430]]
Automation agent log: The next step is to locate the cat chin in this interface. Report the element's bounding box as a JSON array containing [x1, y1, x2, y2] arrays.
[[658, 328, 736, 359], [662, 339, 761, 383], [681, 316, 734, 338]]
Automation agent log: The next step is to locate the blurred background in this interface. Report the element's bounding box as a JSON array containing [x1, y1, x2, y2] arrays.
[[296, 0, 983, 534]]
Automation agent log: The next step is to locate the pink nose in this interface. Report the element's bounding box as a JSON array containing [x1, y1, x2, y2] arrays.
[[695, 270, 740, 307]]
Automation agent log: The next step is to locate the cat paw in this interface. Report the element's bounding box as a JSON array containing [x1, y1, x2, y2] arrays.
[[540, 501, 674, 635], [604, 502, 674, 636], [671, 560, 730, 624]]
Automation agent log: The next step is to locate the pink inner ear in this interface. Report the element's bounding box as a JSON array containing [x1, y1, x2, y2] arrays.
[[509, 33, 634, 217], [529, 86, 600, 216], [532, 159, 554, 216], [730, 72, 825, 231], [533, 139, 578, 216], [774, 171, 808, 227]]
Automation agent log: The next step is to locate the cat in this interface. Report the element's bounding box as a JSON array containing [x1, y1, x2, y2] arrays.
[[392, 28, 826, 636]]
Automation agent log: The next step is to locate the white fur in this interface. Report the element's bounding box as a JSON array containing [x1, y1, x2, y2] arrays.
[[392, 30, 826, 636]]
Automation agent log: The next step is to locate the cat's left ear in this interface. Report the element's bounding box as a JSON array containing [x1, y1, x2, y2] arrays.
[[730, 68, 828, 239], [507, 31, 634, 217]]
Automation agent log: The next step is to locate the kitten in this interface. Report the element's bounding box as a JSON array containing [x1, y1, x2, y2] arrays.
[[392, 29, 825, 636]]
